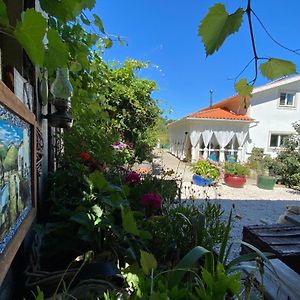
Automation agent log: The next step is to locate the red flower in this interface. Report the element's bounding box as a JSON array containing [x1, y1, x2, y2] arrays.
[[125, 171, 141, 185], [80, 151, 91, 161], [142, 193, 162, 209]]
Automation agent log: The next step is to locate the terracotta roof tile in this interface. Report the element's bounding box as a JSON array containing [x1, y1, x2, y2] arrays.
[[187, 108, 253, 121], [201, 95, 246, 111]]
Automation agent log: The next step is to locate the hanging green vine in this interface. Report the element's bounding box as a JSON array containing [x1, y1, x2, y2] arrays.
[[0, 0, 111, 70], [198, 0, 298, 96]]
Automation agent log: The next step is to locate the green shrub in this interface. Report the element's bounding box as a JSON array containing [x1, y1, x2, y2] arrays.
[[248, 147, 274, 175], [143, 201, 227, 265], [191, 160, 220, 180], [127, 174, 179, 211], [224, 162, 249, 176], [271, 121, 300, 188]]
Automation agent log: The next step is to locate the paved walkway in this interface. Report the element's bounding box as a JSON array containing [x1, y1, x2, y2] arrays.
[[153, 150, 300, 259]]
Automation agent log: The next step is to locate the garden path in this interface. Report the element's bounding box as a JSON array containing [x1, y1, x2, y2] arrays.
[[153, 149, 300, 258]]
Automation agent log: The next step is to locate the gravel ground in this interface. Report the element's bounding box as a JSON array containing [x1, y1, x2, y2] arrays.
[[153, 150, 300, 258]]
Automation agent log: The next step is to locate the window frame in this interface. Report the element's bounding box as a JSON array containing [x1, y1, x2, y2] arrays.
[[268, 132, 292, 149], [278, 90, 297, 109]]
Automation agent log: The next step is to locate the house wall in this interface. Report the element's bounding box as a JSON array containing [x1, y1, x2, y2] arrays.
[[169, 119, 251, 162], [247, 80, 300, 157]]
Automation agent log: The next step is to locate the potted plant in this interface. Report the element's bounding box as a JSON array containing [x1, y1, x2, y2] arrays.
[[248, 148, 276, 190], [191, 160, 220, 186], [224, 162, 249, 188], [256, 156, 277, 190]]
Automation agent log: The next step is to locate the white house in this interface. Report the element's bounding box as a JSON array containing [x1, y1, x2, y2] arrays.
[[168, 75, 300, 163]]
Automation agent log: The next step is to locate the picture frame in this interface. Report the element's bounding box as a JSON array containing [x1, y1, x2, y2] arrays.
[[0, 80, 36, 285]]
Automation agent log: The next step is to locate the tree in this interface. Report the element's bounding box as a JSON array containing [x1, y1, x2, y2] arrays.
[[3, 145, 18, 171], [63, 56, 161, 165], [154, 117, 171, 148], [0, 144, 8, 161]]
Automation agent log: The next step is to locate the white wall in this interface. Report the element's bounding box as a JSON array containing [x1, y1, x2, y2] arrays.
[[169, 119, 251, 161], [248, 80, 300, 157]]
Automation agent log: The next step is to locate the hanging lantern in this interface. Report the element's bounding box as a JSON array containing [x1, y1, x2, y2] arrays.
[[43, 68, 73, 128], [50, 68, 73, 100]]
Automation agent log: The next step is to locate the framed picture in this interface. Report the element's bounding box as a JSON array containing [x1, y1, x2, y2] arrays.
[[0, 81, 36, 285]]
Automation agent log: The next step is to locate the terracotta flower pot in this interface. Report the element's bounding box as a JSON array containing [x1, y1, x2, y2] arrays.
[[224, 174, 246, 188]]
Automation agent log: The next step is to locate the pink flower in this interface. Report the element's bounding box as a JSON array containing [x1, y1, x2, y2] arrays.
[[111, 141, 127, 150], [142, 193, 162, 209], [125, 171, 141, 185], [80, 151, 91, 161]]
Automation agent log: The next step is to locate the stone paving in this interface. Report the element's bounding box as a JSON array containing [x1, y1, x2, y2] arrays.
[[153, 149, 300, 258]]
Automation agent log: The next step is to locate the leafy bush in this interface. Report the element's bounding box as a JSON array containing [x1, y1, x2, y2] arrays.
[[224, 162, 249, 176], [248, 147, 274, 175], [272, 121, 300, 188], [39, 164, 151, 270], [143, 201, 227, 265], [126, 173, 179, 211], [191, 160, 220, 180], [62, 49, 161, 168]]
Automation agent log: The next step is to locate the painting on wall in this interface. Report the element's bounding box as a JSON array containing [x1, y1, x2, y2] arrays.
[[0, 104, 32, 253], [0, 81, 36, 285]]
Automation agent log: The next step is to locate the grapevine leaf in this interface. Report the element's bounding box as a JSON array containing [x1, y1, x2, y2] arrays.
[[103, 37, 113, 49], [0, 0, 9, 27], [14, 9, 47, 65], [44, 28, 69, 71], [259, 58, 296, 80], [93, 14, 105, 33], [76, 52, 90, 69], [198, 3, 244, 56], [40, 0, 95, 22], [70, 61, 82, 73], [86, 33, 99, 47], [140, 250, 157, 275], [80, 14, 91, 25], [235, 79, 253, 97]]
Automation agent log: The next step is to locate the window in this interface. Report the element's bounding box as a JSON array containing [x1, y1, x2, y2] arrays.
[[279, 92, 295, 107], [269, 134, 290, 147]]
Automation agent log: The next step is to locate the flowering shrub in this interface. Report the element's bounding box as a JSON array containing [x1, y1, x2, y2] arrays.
[[80, 151, 91, 161], [125, 171, 141, 185], [111, 141, 127, 150], [88, 161, 107, 173], [142, 192, 162, 209], [78, 151, 107, 173]]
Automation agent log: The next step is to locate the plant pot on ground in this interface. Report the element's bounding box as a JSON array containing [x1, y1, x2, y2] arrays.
[[224, 162, 249, 188], [257, 175, 276, 190], [191, 160, 220, 186], [248, 147, 276, 190]]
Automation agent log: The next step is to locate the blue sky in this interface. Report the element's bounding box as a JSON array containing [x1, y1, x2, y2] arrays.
[[93, 1, 300, 119], [0, 120, 23, 147]]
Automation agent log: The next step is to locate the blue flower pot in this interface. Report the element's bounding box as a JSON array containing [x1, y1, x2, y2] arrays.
[[192, 174, 213, 186]]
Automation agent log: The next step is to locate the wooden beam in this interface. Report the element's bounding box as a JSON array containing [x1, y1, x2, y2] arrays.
[[0, 81, 35, 125]]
